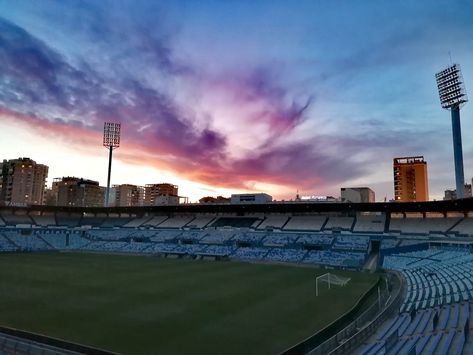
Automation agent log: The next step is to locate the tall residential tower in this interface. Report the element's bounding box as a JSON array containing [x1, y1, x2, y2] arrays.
[[0, 158, 48, 206], [393, 156, 429, 202]]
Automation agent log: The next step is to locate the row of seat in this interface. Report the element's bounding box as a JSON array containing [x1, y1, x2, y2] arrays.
[[0, 229, 367, 267], [360, 304, 469, 355], [3, 213, 472, 235], [84, 229, 369, 250], [384, 250, 473, 312], [358, 248, 473, 354]]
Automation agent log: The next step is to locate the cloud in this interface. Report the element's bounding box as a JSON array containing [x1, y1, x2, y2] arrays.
[[1, 14, 330, 192], [3, 6, 439, 197], [0, 15, 226, 162]]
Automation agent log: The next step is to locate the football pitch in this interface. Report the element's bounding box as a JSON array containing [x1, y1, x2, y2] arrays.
[[0, 253, 378, 354]]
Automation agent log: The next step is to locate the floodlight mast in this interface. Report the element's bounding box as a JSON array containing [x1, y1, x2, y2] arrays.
[[435, 64, 468, 199], [103, 122, 121, 207]]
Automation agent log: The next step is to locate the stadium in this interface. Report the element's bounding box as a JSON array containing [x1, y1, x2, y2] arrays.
[[0, 198, 473, 354]]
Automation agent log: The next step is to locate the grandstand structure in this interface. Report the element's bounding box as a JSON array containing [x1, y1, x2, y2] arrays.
[[1, 198, 473, 354]]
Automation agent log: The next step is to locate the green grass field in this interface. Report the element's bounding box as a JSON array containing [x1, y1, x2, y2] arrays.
[[0, 253, 378, 354]]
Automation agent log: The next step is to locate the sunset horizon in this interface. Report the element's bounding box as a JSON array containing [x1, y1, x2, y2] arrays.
[[1, 1, 472, 202]]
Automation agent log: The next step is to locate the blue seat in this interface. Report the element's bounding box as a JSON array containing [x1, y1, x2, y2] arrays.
[[424, 332, 442, 355], [439, 329, 456, 355], [416, 334, 431, 354]]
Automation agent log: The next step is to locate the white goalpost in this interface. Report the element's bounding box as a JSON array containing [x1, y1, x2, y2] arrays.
[[315, 273, 351, 296]]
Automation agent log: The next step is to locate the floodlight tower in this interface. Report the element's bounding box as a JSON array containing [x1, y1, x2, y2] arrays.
[[103, 122, 121, 207], [435, 64, 468, 199]]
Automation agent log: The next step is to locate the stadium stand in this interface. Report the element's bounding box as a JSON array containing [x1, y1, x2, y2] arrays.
[[362, 304, 469, 355], [185, 216, 215, 228], [323, 216, 355, 231], [158, 216, 195, 229], [1, 230, 53, 251], [0, 212, 33, 226], [233, 247, 269, 261], [29, 213, 56, 226], [262, 233, 300, 247], [211, 217, 259, 228], [295, 233, 334, 247], [398, 238, 429, 247], [100, 216, 132, 228], [257, 215, 289, 230], [86, 229, 136, 241], [82, 240, 151, 254], [145, 242, 179, 254], [120, 241, 155, 253], [0, 331, 83, 355], [232, 232, 266, 244], [141, 215, 168, 227], [81, 241, 128, 252], [122, 216, 153, 228], [172, 243, 207, 255], [264, 248, 307, 263], [359, 247, 473, 354], [303, 250, 365, 268], [384, 249, 473, 310], [80, 215, 107, 227], [450, 217, 473, 236], [55, 213, 81, 227], [128, 230, 158, 238], [38, 230, 90, 249], [176, 231, 207, 242], [0, 227, 373, 270], [197, 245, 235, 257], [149, 230, 182, 242], [0, 233, 19, 251], [3, 199, 473, 354], [199, 230, 235, 244], [333, 235, 370, 252], [283, 215, 327, 231], [353, 214, 386, 233], [389, 217, 460, 235], [380, 238, 399, 250]]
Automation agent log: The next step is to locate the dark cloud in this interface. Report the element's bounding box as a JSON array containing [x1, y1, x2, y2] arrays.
[[223, 67, 314, 135], [0, 16, 226, 168], [0, 13, 363, 193], [233, 142, 365, 187], [0, 17, 102, 113]]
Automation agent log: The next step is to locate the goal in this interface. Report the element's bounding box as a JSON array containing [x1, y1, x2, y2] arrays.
[[315, 273, 351, 296]]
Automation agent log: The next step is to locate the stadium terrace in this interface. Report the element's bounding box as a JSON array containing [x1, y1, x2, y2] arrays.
[[1, 199, 473, 353]]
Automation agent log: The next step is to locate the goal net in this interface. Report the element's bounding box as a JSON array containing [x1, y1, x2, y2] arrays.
[[315, 273, 351, 296]]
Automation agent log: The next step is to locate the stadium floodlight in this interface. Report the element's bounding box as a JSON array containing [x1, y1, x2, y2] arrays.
[[103, 122, 121, 207], [435, 64, 468, 199], [436, 64, 468, 109]]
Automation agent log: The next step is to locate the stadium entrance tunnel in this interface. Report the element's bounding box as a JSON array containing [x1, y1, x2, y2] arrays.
[[370, 240, 381, 253]]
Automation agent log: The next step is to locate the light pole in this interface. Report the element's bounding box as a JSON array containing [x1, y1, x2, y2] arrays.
[[103, 122, 121, 207], [435, 64, 468, 199]]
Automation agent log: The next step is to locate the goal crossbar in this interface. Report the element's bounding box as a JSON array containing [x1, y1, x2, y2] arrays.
[[315, 273, 351, 296]]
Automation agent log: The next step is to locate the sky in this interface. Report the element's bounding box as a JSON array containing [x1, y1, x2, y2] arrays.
[[0, 0, 473, 202]]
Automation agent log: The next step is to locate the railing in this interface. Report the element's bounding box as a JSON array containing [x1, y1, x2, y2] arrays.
[[0, 325, 117, 355], [324, 272, 404, 355], [280, 271, 404, 355]]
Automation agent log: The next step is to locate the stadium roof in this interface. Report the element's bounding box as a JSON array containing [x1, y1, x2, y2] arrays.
[[1, 198, 473, 215]]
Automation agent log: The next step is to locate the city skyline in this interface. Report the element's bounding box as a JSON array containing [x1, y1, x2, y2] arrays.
[[1, 1, 473, 202]]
